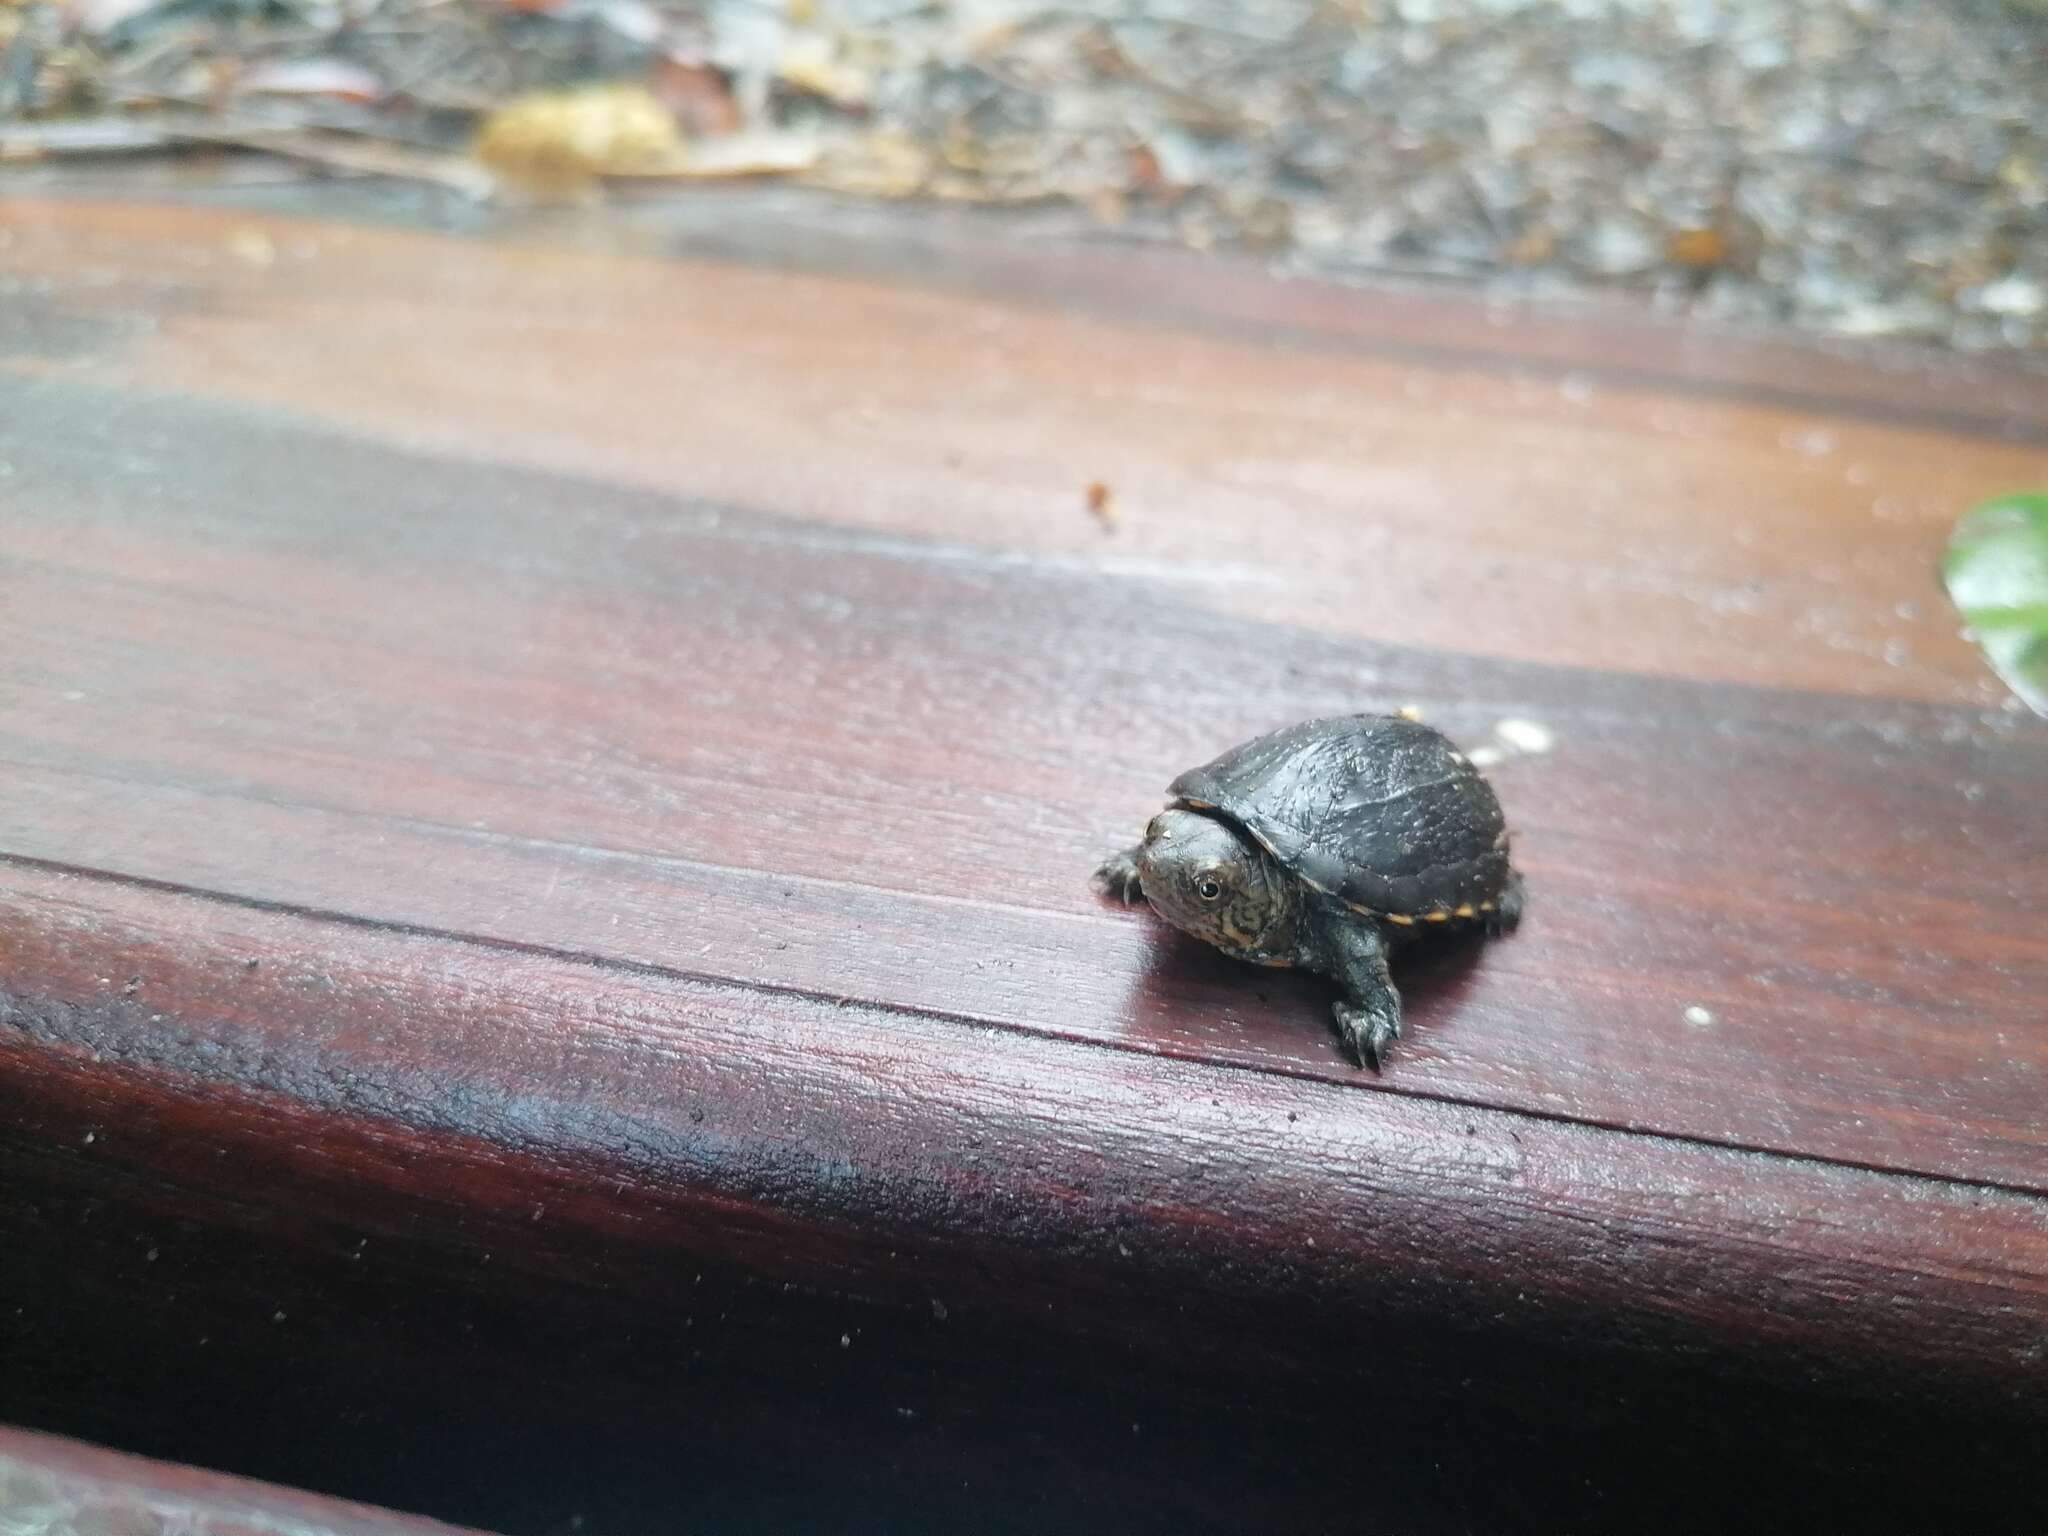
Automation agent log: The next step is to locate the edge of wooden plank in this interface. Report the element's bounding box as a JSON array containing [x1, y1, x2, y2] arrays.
[[4, 857, 2045, 1408]]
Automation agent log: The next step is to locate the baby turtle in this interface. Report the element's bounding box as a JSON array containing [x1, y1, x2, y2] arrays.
[[1095, 713, 1524, 1069]]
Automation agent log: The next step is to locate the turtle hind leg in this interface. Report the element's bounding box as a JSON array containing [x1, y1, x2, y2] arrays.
[[1093, 845, 1147, 905], [1485, 870, 1527, 937], [1320, 918, 1403, 1071]]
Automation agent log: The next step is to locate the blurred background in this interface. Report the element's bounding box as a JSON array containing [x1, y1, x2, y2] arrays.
[[5, 0, 2047, 352]]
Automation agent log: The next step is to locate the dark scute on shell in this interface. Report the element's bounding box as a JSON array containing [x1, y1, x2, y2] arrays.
[[1169, 714, 1509, 916]]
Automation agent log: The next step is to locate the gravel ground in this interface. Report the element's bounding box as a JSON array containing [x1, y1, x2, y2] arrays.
[[5, 0, 2048, 352]]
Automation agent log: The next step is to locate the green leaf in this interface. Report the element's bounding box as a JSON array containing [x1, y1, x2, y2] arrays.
[[1945, 492, 2048, 718]]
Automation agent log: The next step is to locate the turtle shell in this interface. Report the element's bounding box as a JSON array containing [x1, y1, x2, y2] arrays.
[[1169, 714, 1510, 920]]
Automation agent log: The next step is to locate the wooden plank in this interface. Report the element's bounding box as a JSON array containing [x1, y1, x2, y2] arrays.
[[6, 858, 2047, 1396], [0, 1425, 493, 1536], [5, 197, 2045, 711], [3, 190, 2048, 1529], [0, 366, 2043, 1189], [4, 857, 2047, 1535]]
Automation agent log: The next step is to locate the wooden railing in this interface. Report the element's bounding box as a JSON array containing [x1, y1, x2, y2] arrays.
[[3, 186, 2045, 1533]]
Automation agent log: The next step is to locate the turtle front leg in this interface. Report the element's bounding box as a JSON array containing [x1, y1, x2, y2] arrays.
[[1318, 919, 1403, 1071], [1092, 845, 1147, 904]]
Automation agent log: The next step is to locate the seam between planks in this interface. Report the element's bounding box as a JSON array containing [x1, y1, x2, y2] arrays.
[[0, 750, 1110, 926], [5, 847, 2046, 1208]]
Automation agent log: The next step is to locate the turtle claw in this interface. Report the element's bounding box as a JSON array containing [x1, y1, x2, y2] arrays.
[[1093, 846, 1147, 905], [1334, 997, 1402, 1072]]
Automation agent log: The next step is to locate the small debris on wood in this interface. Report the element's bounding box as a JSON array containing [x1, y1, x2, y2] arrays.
[[1085, 480, 1117, 532], [1494, 719, 1556, 756], [1467, 716, 1556, 769], [226, 225, 274, 266]]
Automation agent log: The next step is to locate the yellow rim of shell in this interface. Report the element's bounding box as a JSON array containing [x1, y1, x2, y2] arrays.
[[1377, 900, 1496, 926]]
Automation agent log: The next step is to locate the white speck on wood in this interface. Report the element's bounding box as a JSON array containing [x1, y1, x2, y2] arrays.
[[1495, 718, 1555, 754]]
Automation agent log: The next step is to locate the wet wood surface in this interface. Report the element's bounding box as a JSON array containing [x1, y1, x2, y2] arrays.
[[3, 186, 2047, 1532]]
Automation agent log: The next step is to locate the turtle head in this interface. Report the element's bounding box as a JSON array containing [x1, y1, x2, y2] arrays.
[[1137, 808, 1297, 961]]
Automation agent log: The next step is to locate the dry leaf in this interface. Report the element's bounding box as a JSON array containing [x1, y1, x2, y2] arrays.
[[1128, 143, 1165, 193], [236, 58, 384, 104], [178, 124, 496, 198], [1503, 227, 1557, 265], [1665, 227, 1727, 269], [653, 54, 741, 138], [809, 132, 931, 198], [776, 32, 872, 109], [659, 131, 819, 178], [473, 83, 682, 198], [1087, 187, 1129, 225], [62, 0, 163, 33]]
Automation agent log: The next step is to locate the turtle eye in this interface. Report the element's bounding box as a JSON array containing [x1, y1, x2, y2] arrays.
[[1195, 877, 1223, 902]]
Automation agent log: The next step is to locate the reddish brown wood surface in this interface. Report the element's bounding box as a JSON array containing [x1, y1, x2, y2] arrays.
[[3, 187, 2048, 1531], [5, 857, 2046, 1531], [10, 857, 2048, 1394], [0, 1425, 493, 1535]]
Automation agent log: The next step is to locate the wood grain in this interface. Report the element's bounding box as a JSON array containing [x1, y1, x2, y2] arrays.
[[5, 196, 2046, 710], [0, 1427, 493, 1536], [1, 370, 2043, 1188], [4, 857, 2046, 1531], [7, 855, 2048, 1392], [3, 188, 2048, 1532]]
